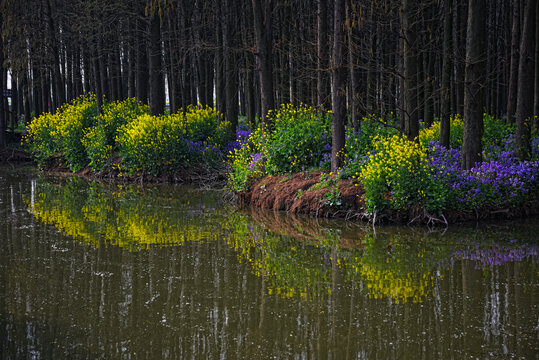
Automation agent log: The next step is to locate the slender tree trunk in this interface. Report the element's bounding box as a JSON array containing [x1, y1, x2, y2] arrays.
[[11, 73, 18, 130], [507, 0, 520, 123], [223, 0, 239, 135], [317, 0, 330, 109], [402, 0, 419, 141], [515, 0, 536, 160], [23, 71, 31, 124], [252, 0, 274, 127], [534, 0, 539, 127], [332, 0, 346, 171], [216, 3, 226, 115], [149, 14, 165, 115], [73, 48, 83, 97], [462, 0, 486, 170], [0, 20, 4, 146], [440, 0, 452, 148], [136, 18, 149, 104]]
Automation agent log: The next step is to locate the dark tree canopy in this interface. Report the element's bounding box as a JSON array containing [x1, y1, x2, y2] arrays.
[[0, 0, 537, 167]]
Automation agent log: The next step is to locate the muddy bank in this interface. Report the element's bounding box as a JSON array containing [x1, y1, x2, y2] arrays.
[[239, 172, 539, 225], [41, 162, 227, 186], [240, 172, 365, 220]]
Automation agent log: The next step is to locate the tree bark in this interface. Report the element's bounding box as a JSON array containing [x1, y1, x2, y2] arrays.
[[317, 0, 331, 109], [136, 18, 149, 104], [507, 0, 520, 123], [149, 14, 165, 115], [515, 0, 536, 160], [402, 0, 419, 141], [252, 0, 274, 127], [331, 0, 346, 171], [223, 0, 239, 135], [462, 0, 486, 170], [440, 0, 452, 148]]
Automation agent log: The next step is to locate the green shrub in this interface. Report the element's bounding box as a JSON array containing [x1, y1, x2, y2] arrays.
[[25, 94, 98, 170], [358, 135, 445, 214], [82, 98, 149, 170], [264, 104, 331, 174]]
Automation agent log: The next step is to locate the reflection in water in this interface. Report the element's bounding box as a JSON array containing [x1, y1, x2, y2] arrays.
[[0, 168, 537, 359], [26, 177, 222, 250]]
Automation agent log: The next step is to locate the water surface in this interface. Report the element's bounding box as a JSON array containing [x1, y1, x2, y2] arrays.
[[0, 167, 537, 359]]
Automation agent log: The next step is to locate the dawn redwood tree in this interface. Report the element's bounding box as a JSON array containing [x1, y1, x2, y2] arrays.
[[506, 0, 520, 123], [440, 0, 452, 148], [252, 0, 274, 127], [462, 0, 486, 170], [331, 0, 346, 171], [317, 0, 330, 110], [515, 0, 536, 160], [0, 10, 4, 147], [402, 0, 419, 141], [149, 12, 165, 115]]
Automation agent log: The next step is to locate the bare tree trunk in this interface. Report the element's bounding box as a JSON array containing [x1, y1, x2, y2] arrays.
[[0, 19, 4, 146], [136, 18, 149, 104], [149, 14, 165, 115], [515, 0, 536, 160], [462, 0, 486, 170], [507, 0, 520, 123], [534, 0, 539, 127], [223, 0, 239, 135], [331, 0, 346, 171], [440, 0, 452, 148], [252, 0, 274, 127], [317, 0, 330, 109], [402, 0, 419, 141]]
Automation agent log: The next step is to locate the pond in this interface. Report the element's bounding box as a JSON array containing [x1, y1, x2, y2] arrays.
[[0, 167, 537, 359]]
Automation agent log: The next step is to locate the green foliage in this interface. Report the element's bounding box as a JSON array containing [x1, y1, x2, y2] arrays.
[[419, 114, 464, 148], [228, 127, 266, 192], [24, 94, 98, 170], [357, 135, 445, 214], [82, 98, 150, 170], [228, 104, 331, 191], [342, 116, 399, 178], [116, 105, 227, 175], [264, 104, 331, 174]]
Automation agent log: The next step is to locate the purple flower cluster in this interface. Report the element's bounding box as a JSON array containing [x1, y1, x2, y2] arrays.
[[225, 128, 252, 153], [427, 141, 539, 210], [250, 153, 263, 170], [186, 140, 219, 154]]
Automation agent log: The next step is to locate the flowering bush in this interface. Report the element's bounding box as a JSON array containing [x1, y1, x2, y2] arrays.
[[358, 135, 445, 214], [116, 105, 228, 175], [227, 127, 267, 192], [83, 98, 149, 170], [264, 104, 331, 174], [227, 104, 330, 191], [25, 94, 98, 170], [419, 114, 464, 148], [427, 142, 539, 211], [343, 116, 399, 178]]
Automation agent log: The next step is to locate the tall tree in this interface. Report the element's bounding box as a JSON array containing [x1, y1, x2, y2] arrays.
[[149, 12, 165, 115], [331, 0, 346, 171], [252, 0, 274, 127], [506, 0, 520, 123], [440, 0, 452, 147], [515, 0, 536, 160], [317, 0, 330, 109], [402, 0, 419, 141], [462, 0, 486, 170], [0, 11, 4, 147]]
